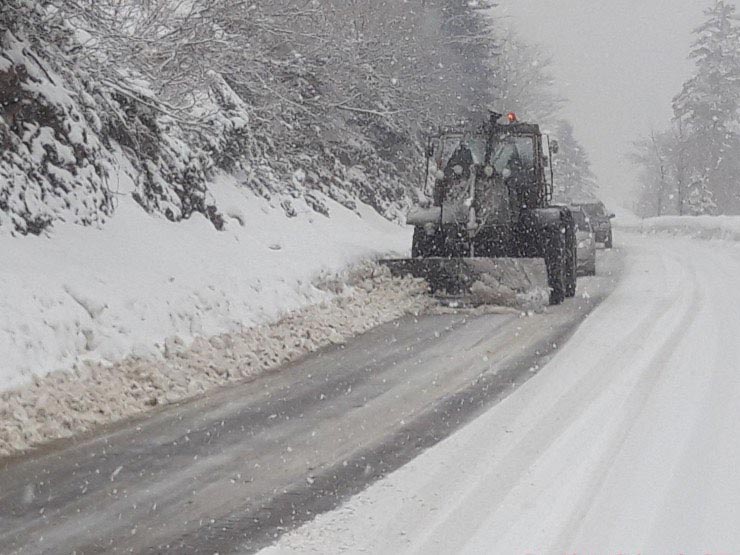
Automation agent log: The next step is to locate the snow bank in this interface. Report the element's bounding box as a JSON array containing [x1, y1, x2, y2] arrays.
[[610, 206, 643, 228], [0, 173, 412, 393], [0, 267, 429, 457], [635, 215, 740, 242]]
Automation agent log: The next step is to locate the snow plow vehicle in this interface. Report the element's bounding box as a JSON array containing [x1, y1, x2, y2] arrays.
[[382, 112, 577, 307]]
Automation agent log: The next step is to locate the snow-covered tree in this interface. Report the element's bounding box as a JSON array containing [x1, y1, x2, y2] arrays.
[[631, 1, 740, 216], [631, 129, 677, 217], [551, 120, 598, 203], [490, 31, 564, 123], [672, 0, 740, 214], [436, 0, 498, 120], [686, 178, 718, 215]]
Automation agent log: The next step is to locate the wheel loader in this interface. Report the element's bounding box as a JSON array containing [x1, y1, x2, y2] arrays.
[[382, 112, 577, 307]]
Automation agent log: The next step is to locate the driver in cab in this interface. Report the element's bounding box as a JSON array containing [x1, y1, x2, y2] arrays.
[[434, 139, 475, 205]]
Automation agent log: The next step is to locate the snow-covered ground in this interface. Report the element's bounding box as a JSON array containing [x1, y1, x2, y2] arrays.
[[611, 208, 740, 243], [0, 173, 411, 392], [262, 230, 740, 553], [638, 214, 740, 241]]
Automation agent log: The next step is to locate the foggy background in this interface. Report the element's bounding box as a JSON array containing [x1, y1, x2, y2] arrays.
[[495, 0, 709, 208]]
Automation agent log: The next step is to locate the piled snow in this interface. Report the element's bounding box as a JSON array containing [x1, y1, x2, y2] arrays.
[[610, 206, 643, 228], [468, 258, 550, 312], [468, 276, 550, 313], [0, 267, 429, 457], [0, 172, 413, 393], [638, 215, 740, 242]]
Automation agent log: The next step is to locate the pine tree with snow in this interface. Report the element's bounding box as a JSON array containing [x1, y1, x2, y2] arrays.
[[686, 179, 718, 215], [491, 31, 564, 123], [551, 120, 598, 203], [673, 0, 740, 214], [437, 0, 499, 119]]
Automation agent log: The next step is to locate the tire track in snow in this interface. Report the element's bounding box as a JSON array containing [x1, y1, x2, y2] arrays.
[[262, 234, 740, 554], [411, 241, 703, 553], [481, 237, 736, 553], [636, 242, 740, 550], [549, 245, 706, 551]]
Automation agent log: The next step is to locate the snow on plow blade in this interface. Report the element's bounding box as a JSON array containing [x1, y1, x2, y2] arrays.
[[380, 257, 550, 311]]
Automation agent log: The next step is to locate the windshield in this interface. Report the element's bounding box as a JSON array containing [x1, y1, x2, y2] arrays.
[[491, 135, 535, 174], [438, 135, 488, 167], [435, 134, 535, 175]]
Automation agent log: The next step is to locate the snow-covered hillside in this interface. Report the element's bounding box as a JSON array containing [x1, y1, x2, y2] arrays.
[[1, 0, 426, 394], [0, 170, 412, 392]]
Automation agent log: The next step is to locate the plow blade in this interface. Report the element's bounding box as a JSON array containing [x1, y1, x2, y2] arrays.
[[380, 257, 550, 311]]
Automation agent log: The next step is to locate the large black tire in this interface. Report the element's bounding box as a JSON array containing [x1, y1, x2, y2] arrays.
[[565, 228, 577, 298], [545, 229, 567, 305], [604, 228, 613, 249]]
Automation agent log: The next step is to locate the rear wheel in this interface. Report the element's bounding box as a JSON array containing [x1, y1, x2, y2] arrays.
[[565, 228, 577, 298], [545, 229, 566, 305], [604, 228, 613, 249]]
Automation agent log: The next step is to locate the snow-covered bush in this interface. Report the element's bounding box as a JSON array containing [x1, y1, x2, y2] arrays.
[[0, 29, 114, 234], [0, 0, 223, 234]]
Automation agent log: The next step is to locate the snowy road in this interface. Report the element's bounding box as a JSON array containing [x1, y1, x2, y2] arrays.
[[264, 232, 740, 554], [0, 255, 618, 553]]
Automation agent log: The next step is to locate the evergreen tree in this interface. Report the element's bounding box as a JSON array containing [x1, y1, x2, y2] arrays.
[[551, 120, 598, 203], [686, 179, 718, 215], [437, 0, 499, 120], [631, 126, 689, 217], [672, 0, 740, 213], [491, 31, 564, 123]]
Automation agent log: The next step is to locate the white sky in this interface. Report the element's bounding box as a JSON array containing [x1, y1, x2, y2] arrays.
[[494, 0, 710, 206]]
